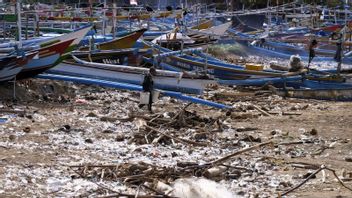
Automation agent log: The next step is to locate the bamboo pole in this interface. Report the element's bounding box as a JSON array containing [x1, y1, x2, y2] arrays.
[[16, 0, 22, 48], [112, 2, 116, 39]]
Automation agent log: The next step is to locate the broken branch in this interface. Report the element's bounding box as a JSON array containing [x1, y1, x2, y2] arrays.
[[280, 165, 352, 196], [210, 141, 274, 166], [144, 125, 208, 147], [251, 105, 272, 117]]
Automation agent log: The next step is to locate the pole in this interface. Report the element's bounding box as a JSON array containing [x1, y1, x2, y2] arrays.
[[112, 2, 116, 39], [16, 0, 22, 48], [102, 0, 107, 37], [276, 0, 278, 24], [337, 0, 348, 74], [25, 13, 29, 40], [35, 12, 39, 37]]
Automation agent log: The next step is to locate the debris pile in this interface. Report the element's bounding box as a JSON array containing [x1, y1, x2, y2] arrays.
[[0, 79, 352, 197]]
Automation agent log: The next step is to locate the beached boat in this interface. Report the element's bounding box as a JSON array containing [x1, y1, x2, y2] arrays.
[[16, 39, 74, 80], [39, 25, 92, 52], [79, 29, 147, 51], [144, 41, 296, 80], [230, 29, 352, 63], [0, 26, 91, 55], [0, 52, 37, 82], [0, 56, 22, 82], [189, 22, 232, 37], [69, 48, 151, 66], [191, 20, 213, 30], [276, 87, 352, 101], [48, 55, 214, 95]]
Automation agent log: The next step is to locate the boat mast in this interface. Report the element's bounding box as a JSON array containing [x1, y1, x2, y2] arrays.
[[337, 0, 349, 74], [276, 0, 279, 24], [266, 0, 271, 35], [16, 0, 22, 48], [102, 0, 107, 37], [112, 2, 116, 39]]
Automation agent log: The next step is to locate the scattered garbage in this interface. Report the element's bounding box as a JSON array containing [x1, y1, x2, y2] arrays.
[[0, 79, 351, 197], [0, 118, 8, 124]]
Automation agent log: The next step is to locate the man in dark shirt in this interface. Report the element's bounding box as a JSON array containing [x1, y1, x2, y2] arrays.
[[330, 32, 343, 62], [139, 67, 156, 112], [308, 39, 318, 68]]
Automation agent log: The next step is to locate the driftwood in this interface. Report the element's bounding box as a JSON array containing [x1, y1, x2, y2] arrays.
[[162, 103, 193, 126], [278, 140, 314, 146], [97, 194, 178, 198], [251, 105, 272, 117], [287, 162, 321, 170], [179, 141, 275, 171], [68, 141, 278, 197], [268, 111, 302, 116], [0, 109, 26, 114], [282, 112, 302, 116], [210, 141, 274, 166], [280, 165, 352, 196], [145, 125, 208, 147], [70, 165, 178, 198]]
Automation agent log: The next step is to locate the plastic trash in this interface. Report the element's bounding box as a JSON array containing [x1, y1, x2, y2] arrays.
[[0, 118, 8, 124], [140, 91, 160, 104]]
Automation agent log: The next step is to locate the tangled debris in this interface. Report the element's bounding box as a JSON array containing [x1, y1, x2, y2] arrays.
[[0, 79, 352, 197]]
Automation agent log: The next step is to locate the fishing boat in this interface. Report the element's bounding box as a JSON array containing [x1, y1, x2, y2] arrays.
[[0, 55, 22, 82], [144, 41, 297, 81], [0, 52, 37, 82], [68, 48, 151, 66], [0, 25, 92, 54], [190, 20, 213, 30], [39, 25, 92, 52], [147, 22, 231, 50], [189, 22, 232, 38], [48, 55, 214, 95], [79, 28, 147, 51], [229, 28, 345, 61], [276, 87, 352, 101], [16, 39, 74, 80]]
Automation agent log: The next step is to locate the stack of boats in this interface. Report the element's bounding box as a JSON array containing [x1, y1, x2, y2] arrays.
[[1, 2, 352, 101]]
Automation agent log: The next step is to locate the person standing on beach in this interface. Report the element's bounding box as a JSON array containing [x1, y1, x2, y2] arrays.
[[308, 39, 318, 68], [139, 67, 156, 112]]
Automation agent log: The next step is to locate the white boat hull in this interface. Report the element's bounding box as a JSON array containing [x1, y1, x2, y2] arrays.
[[49, 61, 214, 94]]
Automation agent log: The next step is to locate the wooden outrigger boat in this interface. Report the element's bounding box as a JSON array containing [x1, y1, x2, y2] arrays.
[[189, 22, 232, 38], [234, 37, 352, 63], [145, 22, 231, 49], [144, 41, 298, 81], [191, 20, 213, 30], [0, 26, 91, 55], [276, 87, 352, 101], [230, 28, 352, 63], [69, 48, 151, 66], [79, 28, 147, 51], [0, 52, 37, 82], [39, 25, 92, 52], [48, 55, 214, 95], [17, 39, 74, 80]]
